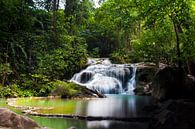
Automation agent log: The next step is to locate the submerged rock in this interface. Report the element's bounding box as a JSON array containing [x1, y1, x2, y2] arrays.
[[0, 108, 40, 129]]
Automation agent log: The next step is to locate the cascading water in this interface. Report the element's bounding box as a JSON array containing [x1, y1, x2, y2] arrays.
[[70, 58, 137, 94]]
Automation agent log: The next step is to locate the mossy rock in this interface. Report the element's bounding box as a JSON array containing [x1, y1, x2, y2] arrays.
[[50, 81, 105, 98]]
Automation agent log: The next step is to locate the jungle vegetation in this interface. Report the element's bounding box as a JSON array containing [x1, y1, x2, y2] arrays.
[[0, 0, 194, 97]]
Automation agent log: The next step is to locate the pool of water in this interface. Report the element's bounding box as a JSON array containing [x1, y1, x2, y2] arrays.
[[1, 95, 153, 129], [30, 116, 148, 129], [13, 95, 153, 118]]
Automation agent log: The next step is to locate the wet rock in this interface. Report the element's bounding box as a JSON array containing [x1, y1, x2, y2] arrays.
[[151, 66, 195, 100], [134, 62, 158, 95], [79, 72, 93, 83], [0, 108, 40, 129], [187, 60, 195, 77], [185, 74, 195, 99], [151, 67, 186, 100]]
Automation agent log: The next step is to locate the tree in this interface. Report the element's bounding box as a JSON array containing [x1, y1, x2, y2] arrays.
[[135, 0, 193, 68], [64, 0, 93, 35]]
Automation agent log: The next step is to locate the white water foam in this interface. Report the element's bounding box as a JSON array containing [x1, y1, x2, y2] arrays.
[[70, 58, 137, 94]]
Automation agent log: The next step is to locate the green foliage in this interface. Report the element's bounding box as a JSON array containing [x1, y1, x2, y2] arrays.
[[50, 81, 82, 98], [89, 47, 100, 58], [0, 84, 34, 98], [37, 36, 87, 79], [110, 48, 131, 63], [134, 0, 194, 66], [0, 63, 12, 85], [0, 0, 195, 98], [64, 0, 93, 35], [19, 74, 53, 96], [132, 21, 176, 64]]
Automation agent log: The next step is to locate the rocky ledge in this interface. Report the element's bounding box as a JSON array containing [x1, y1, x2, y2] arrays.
[[134, 62, 160, 95]]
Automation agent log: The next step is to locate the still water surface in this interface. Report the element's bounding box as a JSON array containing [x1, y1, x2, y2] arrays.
[[0, 95, 153, 129]]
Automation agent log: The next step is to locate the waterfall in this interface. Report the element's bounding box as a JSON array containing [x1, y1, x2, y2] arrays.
[[70, 58, 137, 94]]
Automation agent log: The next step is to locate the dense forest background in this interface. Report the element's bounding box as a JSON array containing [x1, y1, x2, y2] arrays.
[[0, 0, 195, 97]]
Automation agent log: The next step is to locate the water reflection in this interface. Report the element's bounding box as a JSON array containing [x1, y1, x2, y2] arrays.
[[1, 95, 153, 129], [76, 95, 152, 118], [30, 116, 148, 129]]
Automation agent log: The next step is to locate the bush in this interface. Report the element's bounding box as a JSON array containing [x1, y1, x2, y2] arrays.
[[19, 74, 53, 97], [50, 81, 80, 98], [0, 84, 34, 98]]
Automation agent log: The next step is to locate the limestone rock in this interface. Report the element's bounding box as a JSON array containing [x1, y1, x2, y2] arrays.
[[151, 66, 195, 100], [134, 62, 158, 95], [0, 108, 40, 129]]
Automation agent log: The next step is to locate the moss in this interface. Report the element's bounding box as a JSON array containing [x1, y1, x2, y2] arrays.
[[50, 81, 97, 98]]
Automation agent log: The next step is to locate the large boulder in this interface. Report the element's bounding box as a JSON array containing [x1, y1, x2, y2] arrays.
[[152, 66, 195, 100], [0, 108, 40, 129]]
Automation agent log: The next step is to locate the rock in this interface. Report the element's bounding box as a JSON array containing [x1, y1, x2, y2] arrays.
[[148, 100, 195, 129], [0, 108, 40, 129], [50, 81, 105, 99], [135, 62, 157, 84], [151, 67, 186, 100], [151, 66, 195, 100], [184, 74, 195, 99], [187, 60, 195, 77], [134, 62, 158, 95]]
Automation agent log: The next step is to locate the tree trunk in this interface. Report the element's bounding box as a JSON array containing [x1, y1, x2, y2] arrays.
[[173, 23, 182, 69]]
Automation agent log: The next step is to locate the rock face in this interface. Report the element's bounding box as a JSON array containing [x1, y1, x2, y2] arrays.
[[152, 66, 195, 100], [0, 108, 40, 129], [134, 62, 158, 95]]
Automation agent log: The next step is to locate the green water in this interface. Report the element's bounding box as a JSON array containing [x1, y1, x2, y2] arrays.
[[29, 116, 148, 129], [14, 97, 81, 114], [13, 95, 153, 118], [0, 99, 23, 114], [0, 95, 153, 129]]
